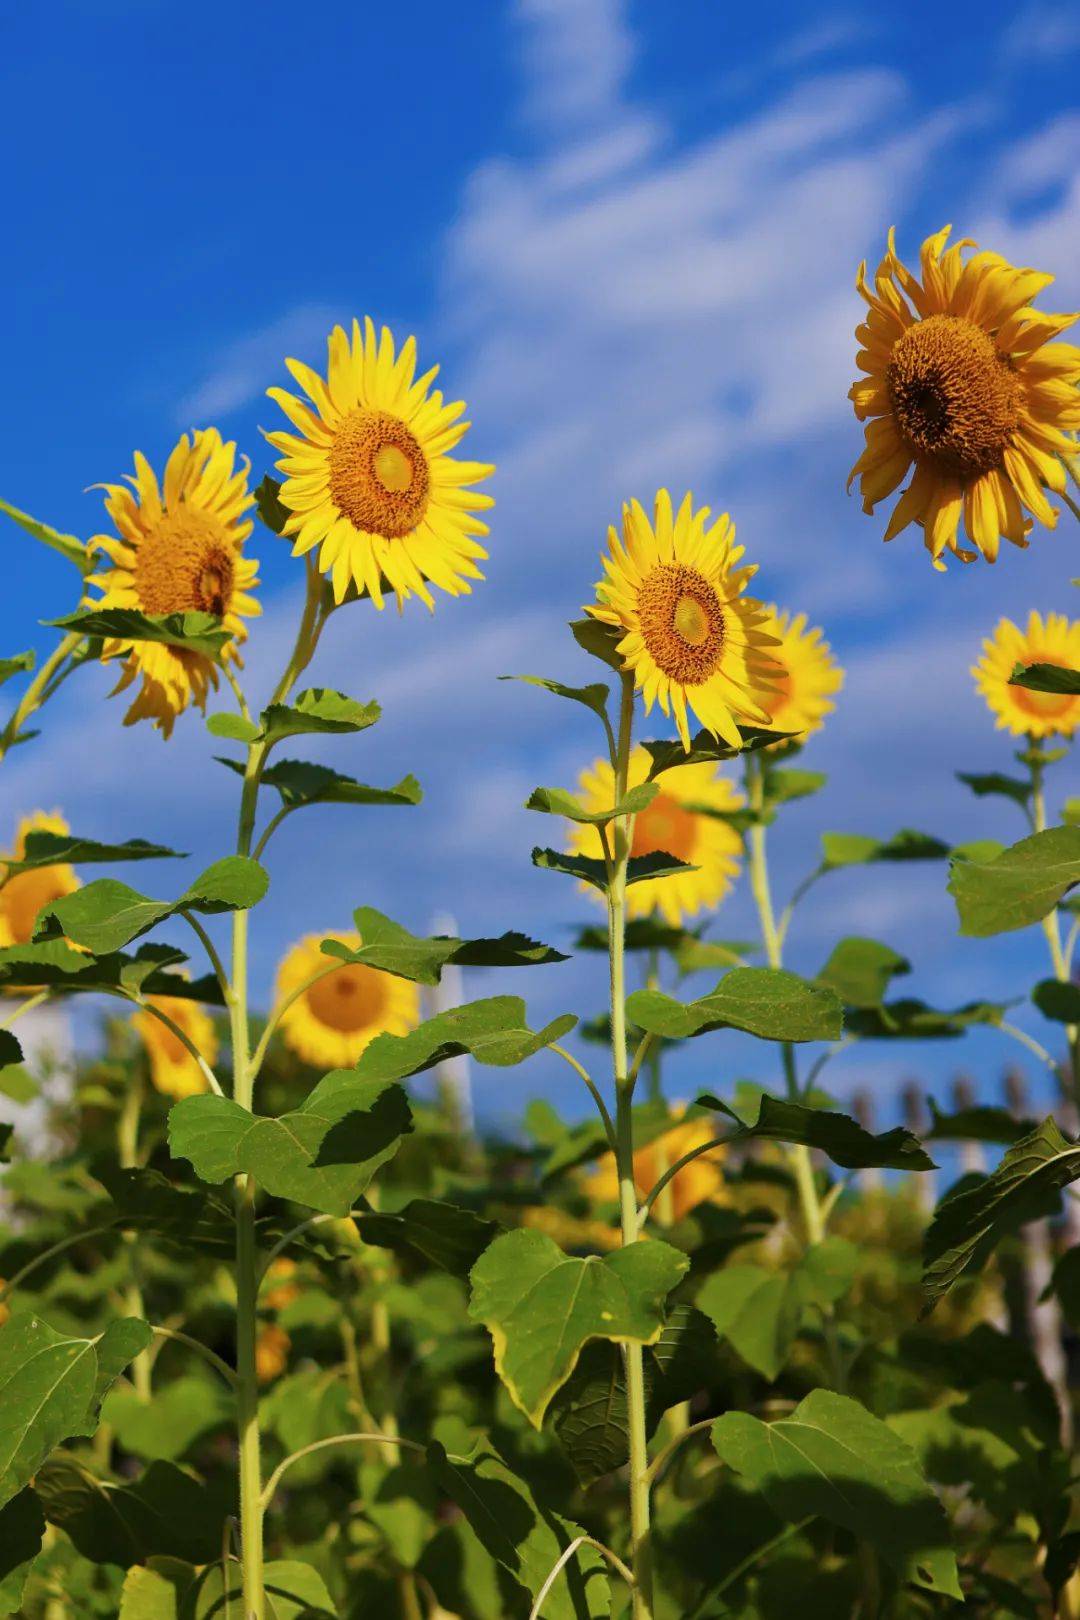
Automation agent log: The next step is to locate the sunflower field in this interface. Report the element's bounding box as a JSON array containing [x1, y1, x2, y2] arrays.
[[1, 223, 1079, 1620]]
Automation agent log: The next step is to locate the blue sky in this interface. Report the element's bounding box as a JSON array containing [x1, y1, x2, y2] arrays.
[[2, 0, 1079, 1134]]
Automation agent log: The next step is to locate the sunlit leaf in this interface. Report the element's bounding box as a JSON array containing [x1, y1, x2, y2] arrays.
[[206, 711, 261, 743], [765, 767, 827, 804], [949, 827, 1080, 937], [0, 495, 90, 573], [103, 1374, 231, 1462], [48, 608, 231, 658], [698, 1240, 858, 1380], [259, 688, 381, 746], [816, 937, 910, 1008], [526, 781, 658, 824], [188, 1559, 334, 1619], [628, 966, 842, 1043], [37, 856, 268, 953], [500, 673, 611, 723], [352, 997, 576, 1082]]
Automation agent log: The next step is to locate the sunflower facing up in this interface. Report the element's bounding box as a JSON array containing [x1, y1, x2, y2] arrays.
[[132, 990, 219, 1100], [758, 606, 844, 742], [972, 611, 1080, 740], [567, 746, 744, 926], [275, 932, 420, 1070], [266, 320, 494, 609], [0, 811, 79, 949], [587, 491, 780, 751], [87, 429, 261, 736], [849, 226, 1080, 570]]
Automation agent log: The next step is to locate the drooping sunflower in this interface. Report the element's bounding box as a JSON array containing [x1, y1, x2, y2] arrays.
[[0, 811, 79, 948], [972, 610, 1080, 739], [567, 746, 744, 926], [266, 320, 494, 609], [87, 429, 261, 736], [587, 491, 779, 751], [757, 606, 844, 741], [275, 932, 420, 1070], [849, 226, 1080, 570], [588, 1115, 724, 1225], [132, 990, 219, 1100]]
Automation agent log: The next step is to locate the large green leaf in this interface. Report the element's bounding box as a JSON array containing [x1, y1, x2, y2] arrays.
[[500, 673, 611, 724], [103, 1375, 232, 1462], [0, 495, 90, 573], [923, 1116, 1080, 1311], [764, 766, 827, 805], [0, 1488, 44, 1616], [356, 1198, 501, 1277], [34, 1455, 224, 1566], [926, 1102, 1030, 1144], [468, 1227, 688, 1426], [532, 846, 694, 890], [816, 937, 910, 1008], [259, 687, 381, 745], [351, 997, 576, 1082], [1, 832, 184, 877], [697, 1240, 858, 1380], [0, 940, 224, 1005], [569, 615, 625, 672], [322, 907, 566, 985], [949, 826, 1080, 937], [38, 856, 268, 953], [956, 770, 1032, 810], [526, 782, 658, 824], [190, 1559, 335, 1618], [48, 608, 230, 658], [1010, 661, 1080, 696], [698, 1093, 935, 1171], [627, 967, 842, 1043], [712, 1389, 961, 1598], [238, 757, 421, 811], [0, 1314, 151, 1510], [168, 1075, 412, 1215], [820, 829, 950, 868], [118, 1565, 196, 1620], [427, 1439, 611, 1619]]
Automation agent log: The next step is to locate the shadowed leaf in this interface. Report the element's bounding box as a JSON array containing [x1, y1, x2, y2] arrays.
[[698, 1092, 935, 1171]]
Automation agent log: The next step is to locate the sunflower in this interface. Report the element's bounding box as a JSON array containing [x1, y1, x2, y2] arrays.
[[132, 990, 219, 1100], [0, 812, 79, 948], [87, 429, 260, 736], [266, 319, 494, 609], [757, 606, 844, 741], [275, 932, 420, 1070], [587, 1115, 724, 1225], [567, 746, 743, 926], [972, 610, 1080, 739], [587, 491, 779, 751], [849, 226, 1080, 570], [255, 1324, 291, 1385]]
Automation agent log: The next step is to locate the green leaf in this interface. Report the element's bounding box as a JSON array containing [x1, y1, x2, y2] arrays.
[[539, 1098, 672, 1182], [47, 608, 231, 658], [0, 651, 34, 691], [923, 1116, 1080, 1312], [1, 832, 184, 877], [322, 907, 566, 985], [672, 936, 756, 973], [259, 687, 381, 746], [469, 1227, 688, 1427], [427, 1439, 611, 1619], [531, 845, 694, 891], [103, 1374, 231, 1462], [1009, 661, 1080, 696], [1033, 978, 1080, 1024], [957, 770, 1032, 809], [816, 938, 911, 1008], [254, 473, 291, 535], [698, 1092, 935, 1171], [569, 615, 625, 672], [0, 1063, 34, 1104], [820, 829, 950, 867], [356, 1198, 501, 1277], [926, 1102, 1030, 1144], [0, 1031, 22, 1069], [35, 1455, 224, 1566], [698, 1241, 858, 1380], [765, 767, 827, 804], [627, 966, 843, 1043], [526, 781, 658, 824], [0, 1488, 45, 1616], [118, 1565, 195, 1620], [352, 997, 576, 1082], [712, 1389, 961, 1598], [168, 1076, 412, 1215], [0, 495, 90, 573], [240, 757, 422, 811], [0, 940, 224, 1005], [205, 711, 261, 743], [845, 997, 1007, 1040], [573, 918, 689, 954], [641, 727, 788, 778], [500, 673, 611, 723], [193, 1560, 335, 1619], [949, 826, 1080, 937], [38, 856, 268, 953], [0, 1314, 152, 1510]]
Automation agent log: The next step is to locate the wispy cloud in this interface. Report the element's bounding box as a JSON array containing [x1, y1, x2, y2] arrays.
[[174, 303, 340, 425]]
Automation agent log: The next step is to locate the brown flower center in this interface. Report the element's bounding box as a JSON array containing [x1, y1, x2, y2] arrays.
[[631, 792, 697, 863], [886, 314, 1021, 479], [133, 509, 237, 617], [328, 409, 430, 538], [637, 565, 726, 686], [307, 963, 389, 1034]]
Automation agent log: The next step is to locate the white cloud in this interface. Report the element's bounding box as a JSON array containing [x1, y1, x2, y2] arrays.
[[1001, 2, 1080, 60], [174, 303, 340, 425]]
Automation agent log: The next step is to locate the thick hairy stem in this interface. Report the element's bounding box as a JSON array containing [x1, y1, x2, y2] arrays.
[[117, 1072, 151, 1402], [609, 674, 654, 1620]]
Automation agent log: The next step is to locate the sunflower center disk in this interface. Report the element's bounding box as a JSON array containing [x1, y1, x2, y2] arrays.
[[307, 963, 388, 1033], [637, 564, 725, 685], [133, 511, 237, 617], [328, 409, 430, 538], [631, 793, 697, 864], [886, 313, 1021, 479]]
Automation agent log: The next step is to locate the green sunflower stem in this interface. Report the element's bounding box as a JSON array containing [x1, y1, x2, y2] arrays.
[[1029, 743, 1080, 1107], [609, 672, 655, 1620], [0, 631, 84, 765]]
